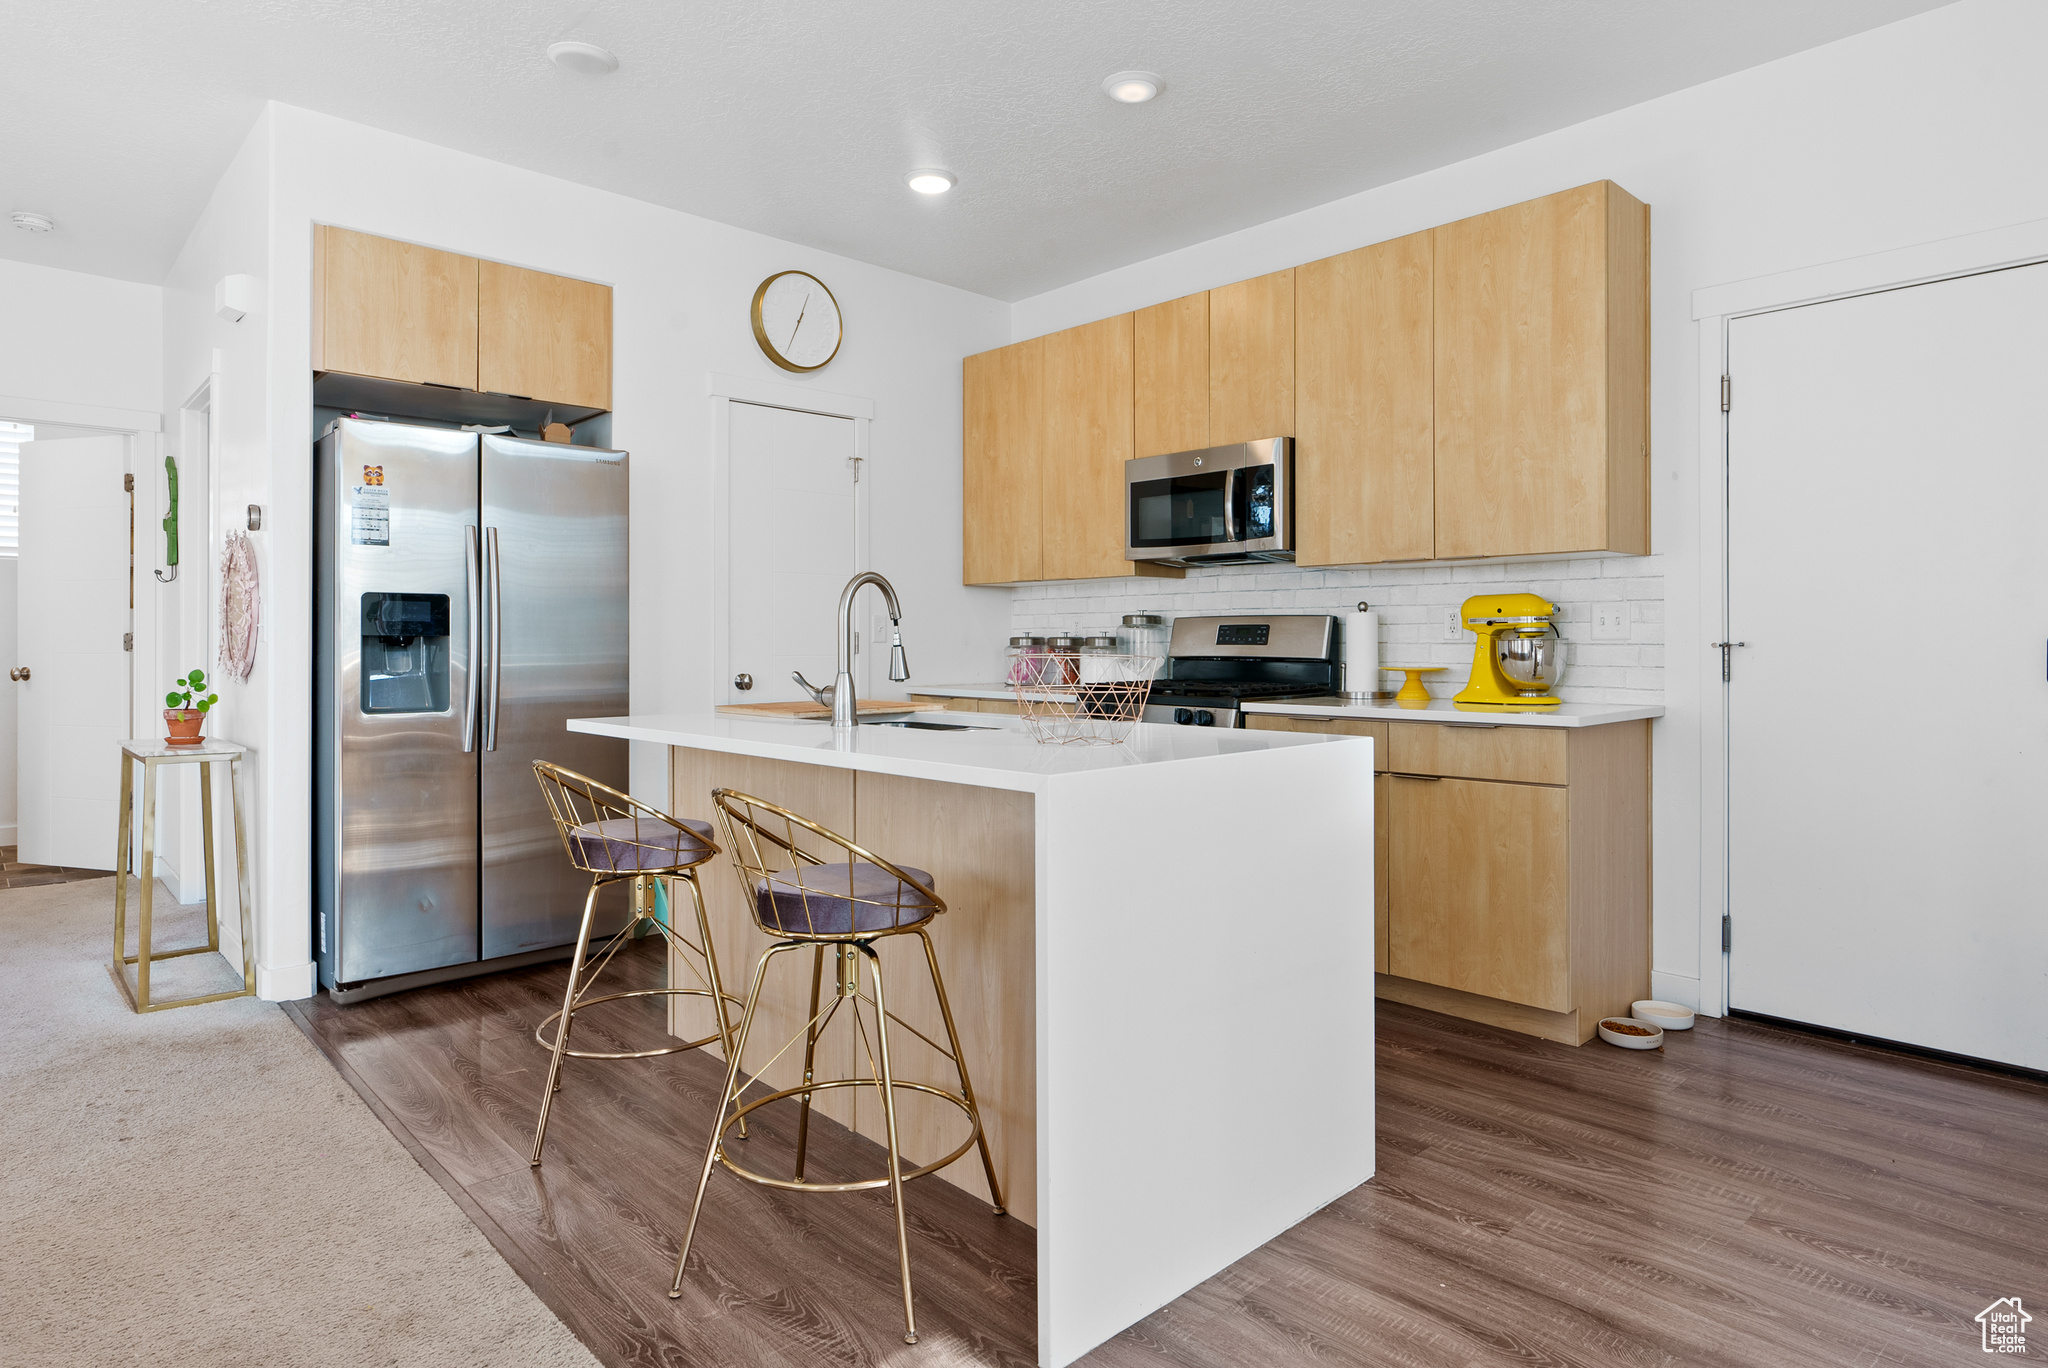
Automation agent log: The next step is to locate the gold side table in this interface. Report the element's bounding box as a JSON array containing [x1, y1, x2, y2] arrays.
[[112, 739, 255, 1012]]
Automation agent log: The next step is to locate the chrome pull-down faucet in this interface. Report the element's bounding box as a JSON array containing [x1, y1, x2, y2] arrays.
[[821, 570, 907, 727]]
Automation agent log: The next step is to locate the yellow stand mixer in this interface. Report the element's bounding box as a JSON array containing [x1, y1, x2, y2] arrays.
[[1453, 592, 1569, 709]]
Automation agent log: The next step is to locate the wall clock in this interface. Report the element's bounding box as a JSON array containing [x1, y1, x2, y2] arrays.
[[750, 270, 843, 372]]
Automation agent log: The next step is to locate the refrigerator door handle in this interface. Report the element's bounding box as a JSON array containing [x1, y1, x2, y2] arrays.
[[484, 525, 503, 752], [463, 525, 482, 752]]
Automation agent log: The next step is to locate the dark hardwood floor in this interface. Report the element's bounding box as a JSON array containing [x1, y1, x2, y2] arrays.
[[288, 943, 2047, 1368], [0, 844, 114, 888]]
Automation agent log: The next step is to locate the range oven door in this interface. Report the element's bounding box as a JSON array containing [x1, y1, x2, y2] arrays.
[[1126, 437, 1291, 565]]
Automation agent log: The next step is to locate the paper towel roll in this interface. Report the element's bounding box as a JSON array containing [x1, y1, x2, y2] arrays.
[[1344, 608, 1381, 697]]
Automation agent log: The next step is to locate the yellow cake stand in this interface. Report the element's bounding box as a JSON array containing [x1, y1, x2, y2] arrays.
[[1386, 666, 1445, 708]]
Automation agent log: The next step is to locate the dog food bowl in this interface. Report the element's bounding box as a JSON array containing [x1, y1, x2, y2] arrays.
[[1597, 1017, 1665, 1050]]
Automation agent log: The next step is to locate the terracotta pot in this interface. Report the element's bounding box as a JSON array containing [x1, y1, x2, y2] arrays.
[[164, 708, 205, 747]]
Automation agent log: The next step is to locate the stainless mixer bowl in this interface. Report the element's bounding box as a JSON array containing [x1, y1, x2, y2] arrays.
[[1495, 626, 1569, 692]]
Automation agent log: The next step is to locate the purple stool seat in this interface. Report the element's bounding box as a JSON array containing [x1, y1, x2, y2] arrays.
[[754, 862, 938, 935], [568, 816, 717, 873]]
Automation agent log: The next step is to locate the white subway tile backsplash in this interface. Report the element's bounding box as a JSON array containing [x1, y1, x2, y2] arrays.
[[1008, 553, 1664, 705]]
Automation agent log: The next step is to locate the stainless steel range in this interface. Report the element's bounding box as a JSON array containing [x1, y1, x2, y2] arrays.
[[1142, 614, 1340, 728]]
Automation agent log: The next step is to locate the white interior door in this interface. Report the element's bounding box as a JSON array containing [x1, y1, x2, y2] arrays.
[[17, 434, 130, 870], [1726, 262, 2048, 1071], [726, 402, 859, 704]]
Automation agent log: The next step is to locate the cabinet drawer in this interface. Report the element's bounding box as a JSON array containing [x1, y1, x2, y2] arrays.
[[1388, 722, 1565, 785], [1244, 715, 1388, 770]]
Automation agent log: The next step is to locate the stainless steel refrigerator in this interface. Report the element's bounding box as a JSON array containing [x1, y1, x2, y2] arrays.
[[315, 416, 629, 1001]]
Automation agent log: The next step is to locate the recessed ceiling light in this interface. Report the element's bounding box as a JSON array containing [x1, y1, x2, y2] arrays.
[[906, 169, 956, 196], [547, 40, 619, 75], [1101, 71, 1161, 104], [11, 211, 55, 233]]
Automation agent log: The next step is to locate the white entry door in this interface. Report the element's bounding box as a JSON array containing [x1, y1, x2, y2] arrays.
[[726, 402, 860, 704], [1726, 262, 2048, 1071], [17, 435, 131, 870]]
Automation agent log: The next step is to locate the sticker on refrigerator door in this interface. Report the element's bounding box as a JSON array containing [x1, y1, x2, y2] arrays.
[[350, 467, 390, 546]]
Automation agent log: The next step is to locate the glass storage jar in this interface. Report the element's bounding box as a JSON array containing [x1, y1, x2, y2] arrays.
[[1044, 635, 1082, 687], [1005, 634, 1046, 685], [1120, 612, 1168, 665]]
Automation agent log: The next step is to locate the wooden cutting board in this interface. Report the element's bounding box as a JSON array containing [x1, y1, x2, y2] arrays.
[[715, 698, 953, 720]]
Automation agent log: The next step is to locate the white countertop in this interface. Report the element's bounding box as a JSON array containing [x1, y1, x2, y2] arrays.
[[567, 710, 1362, 795], [905, 683, 1661, 729], [1239, 695, 1663, 728]]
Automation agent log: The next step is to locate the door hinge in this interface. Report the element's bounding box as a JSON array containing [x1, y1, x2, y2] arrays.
[[1721, 914, 1732, 953], [123, 632, 133, 652], [1720, 375, 1731, 412], [848, 456, 863, 483], [123, 473, 135, 493]]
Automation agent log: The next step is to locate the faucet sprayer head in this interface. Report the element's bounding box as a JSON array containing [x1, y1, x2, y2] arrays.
[[887, 624, 910, 683]]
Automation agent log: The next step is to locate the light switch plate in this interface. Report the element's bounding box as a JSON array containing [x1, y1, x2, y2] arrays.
[[1592, 602, 1631, 641]]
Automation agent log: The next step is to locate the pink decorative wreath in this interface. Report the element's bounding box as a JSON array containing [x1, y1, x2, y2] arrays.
[[219, 531, 261, 681]]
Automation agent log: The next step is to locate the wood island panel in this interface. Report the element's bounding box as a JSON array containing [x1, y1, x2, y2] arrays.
[[668, 748, 1038, 1225], [1566, 720, 1652, 1031]]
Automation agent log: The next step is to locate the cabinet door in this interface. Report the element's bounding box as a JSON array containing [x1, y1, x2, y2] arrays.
[[1296, 233, 1434, 565], [962, 339, 1044, 585], [1374, 773, 1390, 974], [1134, 293, 1209, 457], [477, 261, 612, 410], [315, 226, 477, 390], [1209, 269, 1295, 446], [1432, 181, 1648, 559], [1387, 775, 1568, 1011], [1041, 315, 1136, 580]]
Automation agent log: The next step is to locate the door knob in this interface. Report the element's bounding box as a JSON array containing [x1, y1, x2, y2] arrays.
[[732, 673, 753, 691], [8, 667, 26, 682]]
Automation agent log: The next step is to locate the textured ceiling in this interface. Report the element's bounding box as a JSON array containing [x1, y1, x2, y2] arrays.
[[0, 0, 1949, 299]]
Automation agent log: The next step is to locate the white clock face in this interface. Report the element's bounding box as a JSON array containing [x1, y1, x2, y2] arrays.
[[754, 271, 842, 371]]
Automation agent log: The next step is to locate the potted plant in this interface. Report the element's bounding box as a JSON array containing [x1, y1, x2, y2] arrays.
[[164, 669, 218, 747]]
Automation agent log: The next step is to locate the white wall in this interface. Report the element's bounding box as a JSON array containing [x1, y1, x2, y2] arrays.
[[0, 255, 164, 864], [0, 258, 162, 418], [160, 102, 1012, 999], [1005, 0, 2048, 1010]]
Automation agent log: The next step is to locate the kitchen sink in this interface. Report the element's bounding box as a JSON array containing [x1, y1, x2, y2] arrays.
[[859, 715, 998, 731]]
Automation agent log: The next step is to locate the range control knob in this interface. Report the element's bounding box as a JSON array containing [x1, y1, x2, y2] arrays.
[[1193, 710, 1215, 727], [1173, 708, 1193, 725]]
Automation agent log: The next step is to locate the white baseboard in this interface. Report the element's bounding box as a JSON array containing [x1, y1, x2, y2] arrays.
[[258, 960, 317, 1002], [0, 823, 15, 846], [1651, 971, 1708, 1015]]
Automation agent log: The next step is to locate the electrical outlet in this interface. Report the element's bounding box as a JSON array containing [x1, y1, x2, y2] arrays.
[[1443, 606, 1465, 641], [1592, 602, 1631, 641]]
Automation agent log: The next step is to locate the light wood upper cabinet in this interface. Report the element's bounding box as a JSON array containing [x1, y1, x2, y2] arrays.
[[1296, 233, 1434, 565], [962, 339, 1044, 585], [314, 226, 478, 390], [1134, 293, 1209, 457], [1040, 315, 1136, 581], [1209, 269, 1295, 446], [1432, 181, 1649, 559], [478, 261, 612, 410]]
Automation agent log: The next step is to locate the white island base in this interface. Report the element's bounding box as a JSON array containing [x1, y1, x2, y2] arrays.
[[569, 713, 1377, 1367]]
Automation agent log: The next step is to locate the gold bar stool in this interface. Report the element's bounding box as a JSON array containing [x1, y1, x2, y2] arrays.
[[528, 761, 748, 1165], [668, 788, 1005, 1346], [111, 739, 255, 1012]]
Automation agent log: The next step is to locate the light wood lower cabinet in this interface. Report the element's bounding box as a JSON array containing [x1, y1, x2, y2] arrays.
[[1248, 713, 1648, 1044], [1387, 775, 1569, 1011]]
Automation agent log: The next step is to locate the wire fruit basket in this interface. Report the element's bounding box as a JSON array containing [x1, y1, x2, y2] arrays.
[[1010, 650, 1162, 745]]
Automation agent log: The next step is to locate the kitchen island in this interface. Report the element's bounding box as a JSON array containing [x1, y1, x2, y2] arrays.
[[567, 711, 1376, 1368]]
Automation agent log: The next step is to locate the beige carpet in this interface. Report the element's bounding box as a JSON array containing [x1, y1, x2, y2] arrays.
[[0, 878, 601, 1368]]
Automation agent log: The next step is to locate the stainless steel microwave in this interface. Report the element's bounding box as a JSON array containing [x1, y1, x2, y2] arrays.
[[1125, 437, 1293, 567]]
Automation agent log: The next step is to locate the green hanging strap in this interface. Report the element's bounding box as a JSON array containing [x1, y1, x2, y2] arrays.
[[156, 456, 180, 583]]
